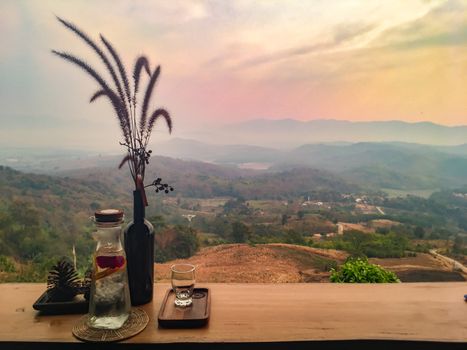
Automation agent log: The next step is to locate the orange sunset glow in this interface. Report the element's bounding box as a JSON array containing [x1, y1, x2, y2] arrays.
[[1, 0, 466, 148]]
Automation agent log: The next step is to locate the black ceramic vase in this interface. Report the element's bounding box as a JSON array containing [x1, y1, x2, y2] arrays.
[[124, 190, 155, 305]]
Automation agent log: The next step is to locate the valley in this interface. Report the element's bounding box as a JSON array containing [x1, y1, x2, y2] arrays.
[[1, 142, 466, 283]]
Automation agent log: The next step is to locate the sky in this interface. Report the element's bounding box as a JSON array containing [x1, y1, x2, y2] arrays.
[[1, 0, 467, 149]]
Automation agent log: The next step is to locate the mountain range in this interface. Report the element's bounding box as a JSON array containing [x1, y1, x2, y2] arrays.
[[153, 138, 467, 190], [184, 119, 467, 148], [2, 119, 467, 192]]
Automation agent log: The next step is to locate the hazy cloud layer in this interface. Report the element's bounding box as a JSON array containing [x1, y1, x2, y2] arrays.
[[0, 0, 466, 149]]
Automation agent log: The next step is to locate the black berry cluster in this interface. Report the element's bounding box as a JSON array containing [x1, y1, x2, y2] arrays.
[[146, 177, 174, 194]]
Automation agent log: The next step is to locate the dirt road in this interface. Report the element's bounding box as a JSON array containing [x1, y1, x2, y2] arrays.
[[429, 249, 467, 274]]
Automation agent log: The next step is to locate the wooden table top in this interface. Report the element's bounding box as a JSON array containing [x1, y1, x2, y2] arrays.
[[0, 282, 466, 348]]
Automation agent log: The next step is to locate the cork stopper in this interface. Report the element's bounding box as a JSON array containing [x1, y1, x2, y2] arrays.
[[94, 209, 124, 223]]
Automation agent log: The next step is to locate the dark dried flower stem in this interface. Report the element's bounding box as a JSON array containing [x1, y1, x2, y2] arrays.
[[52, 17, 173, 189]]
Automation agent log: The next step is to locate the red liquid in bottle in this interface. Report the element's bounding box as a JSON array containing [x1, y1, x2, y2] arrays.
[[96, 256, 126, 269]]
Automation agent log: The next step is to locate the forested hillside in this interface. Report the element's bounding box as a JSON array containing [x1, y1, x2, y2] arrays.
[[153, 139, 467, 191], [59, 157, 355, 199], [0, 161, 353, 280], [0, 166, 130, 280], [1, 155, 466, 283]]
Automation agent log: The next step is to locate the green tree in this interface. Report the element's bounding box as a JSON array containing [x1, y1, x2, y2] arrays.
[[284, 230, 305, 245], [413, 226, 425, 239], [155, 225, 200, 262], [223, 198, 250, 216], [171, 225, 199, 259], [343, 230, 370, 257], [149, 215, 167, 230], [281, 214, 288, 226], [0, 255, 15, 272], [231, 221, 251, 243], [452, 235, 464, 254]]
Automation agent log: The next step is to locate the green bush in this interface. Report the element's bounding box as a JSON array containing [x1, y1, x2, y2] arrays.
[[315, 230, 409, 258], [330, 258, 400, 283], [0, 255, 15, 272], [154, 225, 200, 263]]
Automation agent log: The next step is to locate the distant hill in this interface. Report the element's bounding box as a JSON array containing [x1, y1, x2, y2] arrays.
[[181, 119, 467, 148], [0, 153, 353, 205], [153, 138, 282, 164], [277, 142, 467, 190], [0, 166, 127, 266], [57, 156, 353, 199], [5, 140, 467, 192], [153, 139, 467, 190], [0, 165, 121, 210], [0, 165, 127, 228]]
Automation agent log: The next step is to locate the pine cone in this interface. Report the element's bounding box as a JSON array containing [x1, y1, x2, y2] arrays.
[[46, 258, 80, 302]]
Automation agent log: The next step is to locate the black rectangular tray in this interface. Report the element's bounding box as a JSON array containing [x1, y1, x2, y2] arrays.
[[33, 291, 89, 315], [158, 288, 210, 328]]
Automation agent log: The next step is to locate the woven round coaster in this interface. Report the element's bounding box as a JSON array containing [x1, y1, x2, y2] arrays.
[[72, 308, 149, 342]]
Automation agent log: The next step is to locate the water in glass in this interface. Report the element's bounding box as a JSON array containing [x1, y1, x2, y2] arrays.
[[171, 264, 195, 307]]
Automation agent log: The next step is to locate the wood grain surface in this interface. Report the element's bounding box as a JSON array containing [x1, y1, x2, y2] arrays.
[[158, 288, 210, 328], [0, 283, 466, 345]]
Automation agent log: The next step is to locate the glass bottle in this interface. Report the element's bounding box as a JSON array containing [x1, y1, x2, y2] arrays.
[[124, 190, 155, 305], [88, 209, 131, 330]]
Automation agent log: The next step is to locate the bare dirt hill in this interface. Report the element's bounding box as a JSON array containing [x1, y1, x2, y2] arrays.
[[155, 244, 346, 283], [155, 244, 466, 283]]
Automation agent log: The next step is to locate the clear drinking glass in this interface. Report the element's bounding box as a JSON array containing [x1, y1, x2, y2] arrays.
[[171, 264, 195, 307]]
